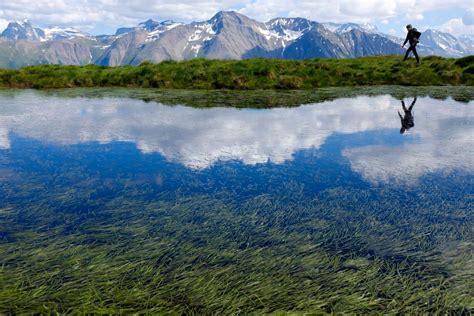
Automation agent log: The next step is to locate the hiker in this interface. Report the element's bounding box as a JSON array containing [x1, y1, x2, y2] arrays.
[[401, 24, 421, 65], [398, 97, 416, 134]]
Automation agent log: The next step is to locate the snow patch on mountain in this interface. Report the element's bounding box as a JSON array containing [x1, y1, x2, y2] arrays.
[[43, 27, 90, 41], [1, 19, 91, 41], [191, 44, 202, 54], [322, 22, 378, 34], [256, 26, 281, 41], [265, 17, 314, 48], [282, 29, 304, 41], [198, 22, 217, 35], [145, 22, 182, 42]]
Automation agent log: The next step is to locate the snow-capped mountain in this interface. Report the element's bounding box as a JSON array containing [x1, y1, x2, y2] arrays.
[[115, 19, 183, 36], [42, 27, 91, 41], [322, 22, 378, 34], [1, 20, 45, 41], [0, 12, 472, 68], [267, 18, 316, 45], [459, 34, 474, 52], [386, 29, 474, 58], [1, 19, 91, 42], [418, 29, 470, 57]]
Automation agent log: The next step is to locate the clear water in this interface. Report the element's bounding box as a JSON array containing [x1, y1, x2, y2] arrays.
[[0, 89, 473, 313]]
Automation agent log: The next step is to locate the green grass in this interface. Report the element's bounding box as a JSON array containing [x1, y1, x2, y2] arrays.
[[0, 55, 473, 90]]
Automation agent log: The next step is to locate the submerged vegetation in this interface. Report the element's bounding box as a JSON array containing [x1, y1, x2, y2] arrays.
[[0, 139, 473, 314], [0, 89, 473, 313], [0, 55, 473, 90]]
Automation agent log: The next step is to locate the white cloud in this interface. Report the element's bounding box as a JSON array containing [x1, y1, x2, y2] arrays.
[[436, 18, 474, 36], [1, 0, 474, 33], [404, 13, 424, 23], [0, 0, 244, 32]]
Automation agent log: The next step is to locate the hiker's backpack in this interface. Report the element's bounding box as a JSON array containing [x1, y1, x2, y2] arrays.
[[413, 29, 422, 41]]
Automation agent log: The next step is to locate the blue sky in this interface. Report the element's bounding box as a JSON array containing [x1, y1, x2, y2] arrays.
[[0, 0, 473, 37]]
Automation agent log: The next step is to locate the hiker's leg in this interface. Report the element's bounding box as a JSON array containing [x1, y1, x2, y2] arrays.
[[403, 47, 411, 60], [401, 101, 407, 111], [409, 97, 416, 110], [413, 46, 420, 63]]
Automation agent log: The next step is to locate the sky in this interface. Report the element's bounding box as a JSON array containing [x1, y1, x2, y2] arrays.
[[0, 0, 473, 37]]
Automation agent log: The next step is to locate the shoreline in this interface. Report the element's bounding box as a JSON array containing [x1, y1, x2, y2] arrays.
[[1, 85, 473, 108]]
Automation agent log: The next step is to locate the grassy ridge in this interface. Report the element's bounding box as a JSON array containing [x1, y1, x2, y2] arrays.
[[0, 55, 473, 89]]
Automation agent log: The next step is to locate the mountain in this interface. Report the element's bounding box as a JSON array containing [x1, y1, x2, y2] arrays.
[[0, 37, 97, 68], [0, 12, 472, 68], [42, 27, 91, 41], [322, 22, 378, 34], [1, 19, 91, 41], [383, 29, 474, 58], [0, 19, 98, 68], [459, 34, 474, 52], [417, 29, 470, 57], [130, 11, 270, 62], [2, 20, 45, 41]]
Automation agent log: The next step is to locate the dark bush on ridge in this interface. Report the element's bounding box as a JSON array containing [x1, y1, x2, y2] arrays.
[[455, 55, 474, 68]]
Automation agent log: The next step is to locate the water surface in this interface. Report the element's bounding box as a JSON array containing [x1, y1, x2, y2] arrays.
[[0, 89, 473, 313]]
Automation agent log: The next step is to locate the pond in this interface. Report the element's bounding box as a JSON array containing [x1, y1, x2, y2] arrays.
[[0, 88, 473, 313]]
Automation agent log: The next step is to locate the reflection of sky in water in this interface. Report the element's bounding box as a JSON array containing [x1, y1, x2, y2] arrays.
[[0, 90, 472, 184]]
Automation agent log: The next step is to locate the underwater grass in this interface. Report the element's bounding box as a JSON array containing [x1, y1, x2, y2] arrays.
[[0, 192, 472, 314], [0, 139, 473, 314], [0, 55, 473, 90]]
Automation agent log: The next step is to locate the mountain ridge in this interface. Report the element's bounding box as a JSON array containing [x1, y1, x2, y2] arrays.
[[0, 11, 472, 68]]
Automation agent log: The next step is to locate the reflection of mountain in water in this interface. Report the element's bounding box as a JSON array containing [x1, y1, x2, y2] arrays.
[[0, 91, 472, 183]]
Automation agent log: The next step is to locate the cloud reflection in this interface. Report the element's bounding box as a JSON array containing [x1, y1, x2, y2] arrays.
[[343, 100, 474, 183], [0, 91, 472, 183]]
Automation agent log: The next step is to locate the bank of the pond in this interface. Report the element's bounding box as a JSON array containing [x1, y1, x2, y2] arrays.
[[0, 56, 473, 90], [28, 86, 474, 109]]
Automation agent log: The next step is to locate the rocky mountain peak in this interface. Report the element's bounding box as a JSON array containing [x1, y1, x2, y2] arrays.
[[1, 20, 45, 40], [0, 12, 472, 68]]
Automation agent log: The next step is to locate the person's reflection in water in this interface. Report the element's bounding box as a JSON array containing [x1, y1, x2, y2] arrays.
[[398, 97, 417, 134]]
